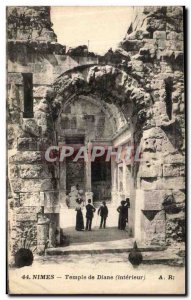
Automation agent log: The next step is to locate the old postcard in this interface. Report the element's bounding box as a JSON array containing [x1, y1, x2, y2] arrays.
[[7, 6, 186, 295]]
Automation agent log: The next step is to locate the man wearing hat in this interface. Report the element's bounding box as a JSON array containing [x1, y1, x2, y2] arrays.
[[98, 201, 108, 229]]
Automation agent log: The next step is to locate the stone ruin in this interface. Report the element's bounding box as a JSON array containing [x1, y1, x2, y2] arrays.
[[7, 6, 185, 257]]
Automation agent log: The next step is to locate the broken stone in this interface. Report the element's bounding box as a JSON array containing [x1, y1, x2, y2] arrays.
[[19, 164, 54, 179], [167, 31, 183, 41], [17, 137, 37, 151], [9, 151, 42, 164], [22, 118, 41, 137], [120, 39, 144, 52], [145, 18, 166, 32], [138, 161, 162, 178], [163, 177, 185, 190], [10, 178, 55, 193], [19, 192, 41, 207], [153, 31, 166, 40], [33, 86, 49, 98], [16, 207, 38, 222], [166, 40, 183, 51], [163, 164, 182, 177]]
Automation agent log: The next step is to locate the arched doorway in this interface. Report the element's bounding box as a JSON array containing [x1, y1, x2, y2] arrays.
[[56, 93, 133, 230], [45, 64, 151, 240]]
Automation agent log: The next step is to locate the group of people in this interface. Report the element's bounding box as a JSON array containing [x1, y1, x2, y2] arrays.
[[75, 199, 96, 231], [75, 198, 130, 232]]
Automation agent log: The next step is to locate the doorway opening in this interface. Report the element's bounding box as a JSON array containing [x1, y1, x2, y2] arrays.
[[91, 158, 111, 204]]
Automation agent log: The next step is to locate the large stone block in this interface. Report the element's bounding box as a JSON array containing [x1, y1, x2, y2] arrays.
[[142, 127, 165, 140], [33, 86, 49, 98], [163, 152, 185, 164], [152, 101, 169, 123], [152, 88, 166, 102], [120, 39, 144, 52], [159, 50, 175, 62], [143, 190, 166, 210], [16, 207, 38, 222], [138, 161, 162, 178], [166, 20, 183, 33], [143, 6, 166, 15], [167, 31, 183, 41], [166, 40, 183, 51], [150, 79, 166, 90], [17, 137, 37, 151], [8, 73, 23, 85], [22, 119, 41, 137], [153, 31, 166, 40], [145, 18, 166, 32], [10, 178, 55, 193], [140, 177, 163, 190], [160, 62, 173, 73], [33, 72, 55, 85], [141, 209, 165, 244], [166, 7, 183, 19], [9, 151, 43, 164], [163, 164, 184, 177], [9, 164, 19, 179], [156, 39, 166, 50], [19, 192, 41, 207], [44, 191, 60, 213], [131, 59, 144, 72], [125, 30, 151, 40], [19, 164, 53, 179], [173, 190, 185, 204], [162, 177, 185, 190], [166, 211, 185, 244]]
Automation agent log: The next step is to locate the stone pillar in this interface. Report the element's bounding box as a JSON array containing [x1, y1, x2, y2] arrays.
[[133, 189, 144, 242], [85, 142, 92, 204], [36, 211, 50, 255], [123, 160, 127, 197], [111, 159, 118, 207], [48, 221, 57, 248], [59, 139, 68, 228], [59, 139, 67, 196]]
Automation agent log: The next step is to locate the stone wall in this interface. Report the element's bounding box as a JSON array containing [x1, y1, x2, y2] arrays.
[[7, 6, 185, 255], [119, 6, 185, 246]]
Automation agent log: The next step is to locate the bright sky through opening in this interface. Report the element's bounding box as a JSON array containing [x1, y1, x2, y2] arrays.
[[51, 7, 133, 55]]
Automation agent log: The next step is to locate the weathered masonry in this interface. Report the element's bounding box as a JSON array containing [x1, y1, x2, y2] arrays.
[[7, 6, 185, 255]]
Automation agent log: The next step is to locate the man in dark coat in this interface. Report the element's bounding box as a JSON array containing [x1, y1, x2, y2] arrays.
[[117, 200, 127, 230], [125, 198, 130, 225], [98, 201, 108, 229], [85, 199, 96, 231]]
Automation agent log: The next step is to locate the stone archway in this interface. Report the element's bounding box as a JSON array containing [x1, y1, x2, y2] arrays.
[[42, 64, 154, 239], [8, 63, 179, 252]]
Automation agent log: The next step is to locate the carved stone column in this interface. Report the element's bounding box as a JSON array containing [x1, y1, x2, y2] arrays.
[[48, 221, 57, 248], [36, 210, 50, 255]]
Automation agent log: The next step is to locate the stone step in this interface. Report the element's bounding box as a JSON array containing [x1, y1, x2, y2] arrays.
[[45, 246, 183, 266], [45, 240, 166, 256]]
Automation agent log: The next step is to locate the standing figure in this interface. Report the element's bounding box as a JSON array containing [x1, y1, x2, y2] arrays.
[[125, 198, 130, 226], [75, 199, 84, 231], [85, 199, 96, 231], [117, 201, 127, 230], [98, 201, 108, 229]]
